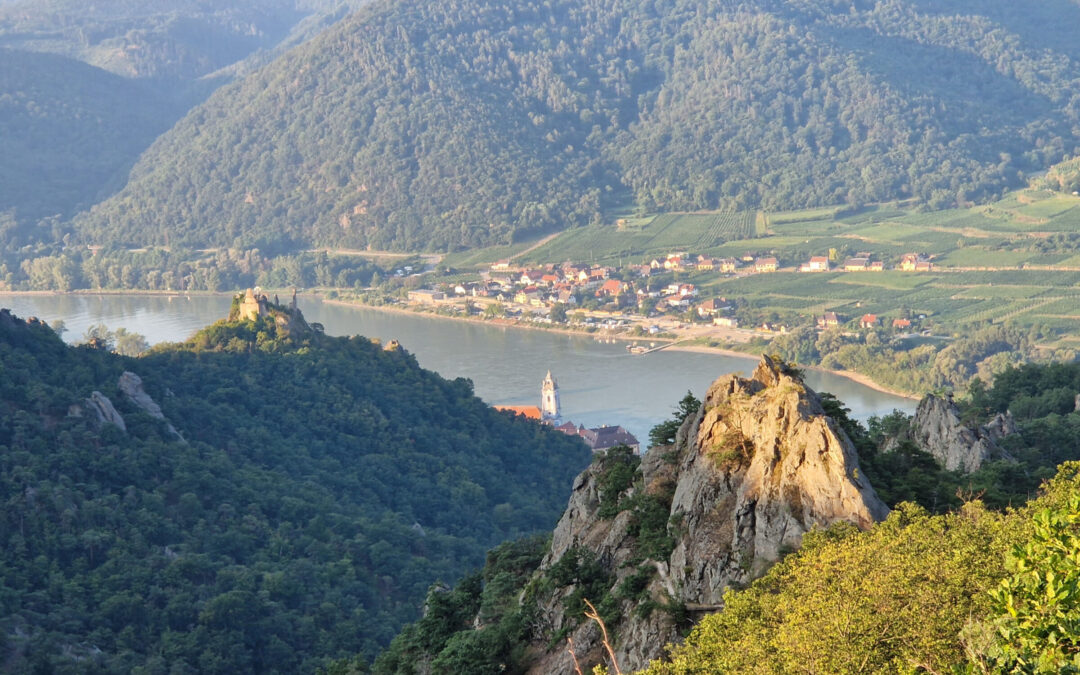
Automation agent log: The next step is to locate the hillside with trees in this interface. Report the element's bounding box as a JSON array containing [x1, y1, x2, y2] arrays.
[[72, 0, 1080, 252], [0, 0, 368, 81], [0, 0, 371, 245], [365, 371, 1080, 673], [0, 49, 179, 237], [0, 305, 589, 672]]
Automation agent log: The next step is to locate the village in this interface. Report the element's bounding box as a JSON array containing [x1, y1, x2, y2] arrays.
[[399, 250, 938, 346]]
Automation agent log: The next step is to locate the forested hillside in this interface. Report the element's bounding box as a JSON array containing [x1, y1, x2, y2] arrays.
[[74, 0, 1080, 252], [367, 368, 1080, 674], [0, 0, 365, 81], [0, 49, 177, 235], [0, 0, 371, 244], [0, 305, 589, 672]]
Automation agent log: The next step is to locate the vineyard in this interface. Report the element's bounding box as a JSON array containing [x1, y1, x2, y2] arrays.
[[520, 210, 756, 263], [440, 184, 1080, 337]]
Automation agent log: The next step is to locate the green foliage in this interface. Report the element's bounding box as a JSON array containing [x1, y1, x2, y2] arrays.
[[4, 246, 384, 292], [596, 446, 641, 519], [988, 495, 1080, 673], [648, 391, 701, 449], [74, 0, 1080, 252], [640, 464, 1080, 674], [642, 503, 1008, 674], [369, 535, 548, 675], [0, 310, 589, 671]]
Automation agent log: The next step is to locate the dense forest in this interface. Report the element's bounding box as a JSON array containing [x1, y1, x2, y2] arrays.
[[0, 305, 590, 672], [0, 0, 372, 243], [0, 49, 180, 233], [0, 0, 366, 81], [365, 367, 1080, 673], [71, 0, 1080, 252]]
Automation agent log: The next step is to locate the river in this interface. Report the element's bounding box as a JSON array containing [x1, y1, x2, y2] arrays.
[[0, 293, 916, 442]]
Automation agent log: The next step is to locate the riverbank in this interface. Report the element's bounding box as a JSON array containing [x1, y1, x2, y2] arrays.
[[663, 343, 920, 400], [317, 295, 680, 345], [319, 294, 922, 400]]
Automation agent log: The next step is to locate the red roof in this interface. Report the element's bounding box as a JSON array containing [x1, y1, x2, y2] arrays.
[[494, 405, 542, 420]]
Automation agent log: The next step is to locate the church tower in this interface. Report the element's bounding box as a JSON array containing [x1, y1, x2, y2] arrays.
[[541, 371, 560, 421]]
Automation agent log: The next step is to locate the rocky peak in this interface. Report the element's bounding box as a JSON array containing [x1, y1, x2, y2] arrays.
[[523, 356, 889, 673], [905, 394, 1015, 473]]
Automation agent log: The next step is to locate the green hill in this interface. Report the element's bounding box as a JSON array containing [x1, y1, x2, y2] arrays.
[[0, 304, 589, 672], [73, 0, 1080, 252], [0, 1, 373, 244], [0, 49, 179, 235], [0, 0, 357, 81]]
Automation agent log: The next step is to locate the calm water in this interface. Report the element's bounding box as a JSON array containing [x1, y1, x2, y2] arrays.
[[0, 294, 916, 441]]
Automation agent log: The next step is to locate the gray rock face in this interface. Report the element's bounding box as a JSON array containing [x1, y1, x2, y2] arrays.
[[118, 371, 183, 440], [70, 392, 126, 431], [118, 372, 164, 419], [524, 356, 889, 673], [907, 394, 1014, 473]]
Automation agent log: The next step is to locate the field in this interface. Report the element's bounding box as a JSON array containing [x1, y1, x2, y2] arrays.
[[451, 188, 1080, 335], [441, 240, 541, 268], [520, 211, 756, 262], [508, 190, 1080, 269]]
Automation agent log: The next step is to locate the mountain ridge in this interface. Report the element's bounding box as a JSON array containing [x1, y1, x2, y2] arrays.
[[72, 0, 1080, 252]]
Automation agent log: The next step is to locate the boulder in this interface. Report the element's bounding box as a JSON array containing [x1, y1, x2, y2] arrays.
[[70, 392, 126, 431]]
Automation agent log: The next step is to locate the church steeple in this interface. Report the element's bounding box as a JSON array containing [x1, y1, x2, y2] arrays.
[[541, 371, 560, 421]]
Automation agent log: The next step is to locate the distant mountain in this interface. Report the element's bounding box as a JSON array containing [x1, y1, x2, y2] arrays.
[[0, 1, 373, 243], [0, 303, 589, 671], [0, 0, 368, 81], [0, 49, 177, 234], [72, 0, 1080, 252]]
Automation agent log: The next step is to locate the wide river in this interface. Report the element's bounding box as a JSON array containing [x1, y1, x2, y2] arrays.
[[0, 294, 916, 441]]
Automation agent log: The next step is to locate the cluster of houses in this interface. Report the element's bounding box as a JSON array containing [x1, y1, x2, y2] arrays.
[[643, 251, 932, 275], [797, 253, 932, 273], [410, 259, 709, 316], [819, 311, 918, 331], [404, 250, 937, 333]]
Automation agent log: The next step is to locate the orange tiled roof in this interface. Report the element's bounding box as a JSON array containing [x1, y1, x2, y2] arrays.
[[494, 405, 542, 420]]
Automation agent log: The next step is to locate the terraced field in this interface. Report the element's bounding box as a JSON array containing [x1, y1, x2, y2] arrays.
[[456, 187, 1080, 336], [519, 210, 756, 262]]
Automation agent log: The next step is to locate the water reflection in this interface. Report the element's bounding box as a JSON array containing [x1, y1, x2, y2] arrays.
[[0, 294, 916, 442]]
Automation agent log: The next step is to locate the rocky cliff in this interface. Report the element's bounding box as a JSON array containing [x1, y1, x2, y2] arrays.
[[522, 356, 889, 673], [904, 394, 1015, 473]]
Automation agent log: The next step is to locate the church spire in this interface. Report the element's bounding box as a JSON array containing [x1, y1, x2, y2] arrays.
[[541, 371, 560, 421]]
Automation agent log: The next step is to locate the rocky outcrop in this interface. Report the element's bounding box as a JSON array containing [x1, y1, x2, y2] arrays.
[[69, 392, 126, 431], [524, 356, 889, 674], [906, 394, 1015, 472], [118, 371, 183, 441]]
